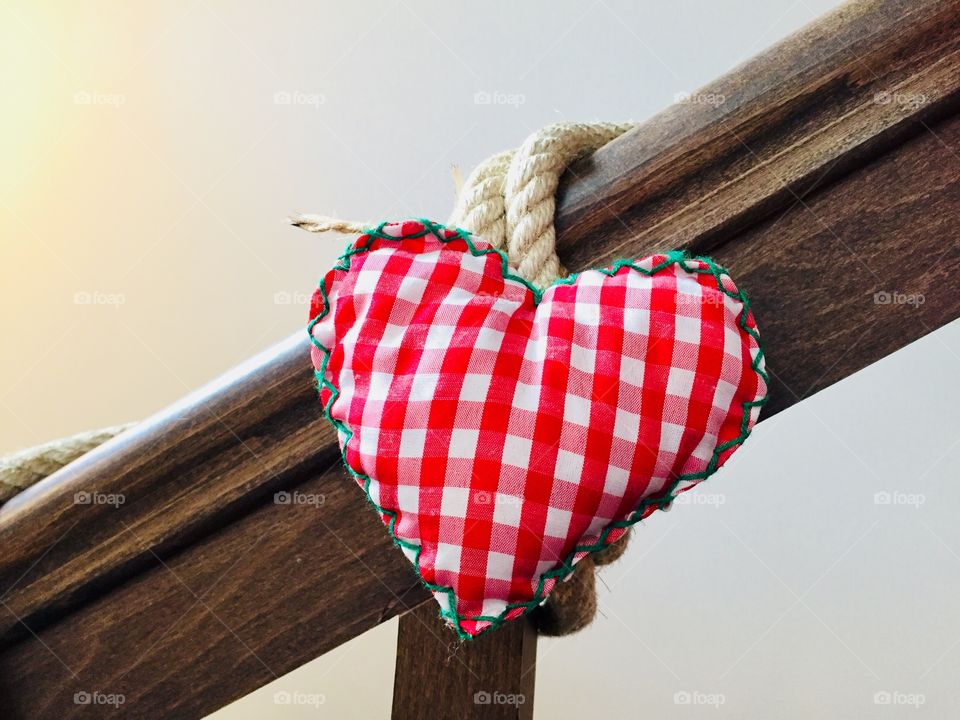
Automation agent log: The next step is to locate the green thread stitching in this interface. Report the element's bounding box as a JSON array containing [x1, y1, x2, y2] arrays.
[[307, 218, 769, 639]]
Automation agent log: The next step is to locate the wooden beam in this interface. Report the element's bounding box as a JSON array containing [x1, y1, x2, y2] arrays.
[[392, 605, 536, 720], [0, 333, 339, 642], [556, 0, 960, 263], [1, 458, 430, 717], [1, 1, 959, 716]]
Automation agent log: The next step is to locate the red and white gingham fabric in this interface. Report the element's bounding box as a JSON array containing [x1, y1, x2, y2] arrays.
[[309, 220, 766, 637]]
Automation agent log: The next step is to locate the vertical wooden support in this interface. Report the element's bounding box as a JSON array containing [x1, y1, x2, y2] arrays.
[[392, 604, 537, 720]]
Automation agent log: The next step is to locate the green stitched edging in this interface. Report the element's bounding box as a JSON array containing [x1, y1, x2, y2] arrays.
[[307, 218, 769, 640]]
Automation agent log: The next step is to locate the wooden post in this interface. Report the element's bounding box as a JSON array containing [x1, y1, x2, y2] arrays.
[[392, 604, 537, 720]]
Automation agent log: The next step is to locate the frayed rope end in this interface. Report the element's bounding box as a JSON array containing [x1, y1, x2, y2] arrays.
[[288, 213, 372, 235]]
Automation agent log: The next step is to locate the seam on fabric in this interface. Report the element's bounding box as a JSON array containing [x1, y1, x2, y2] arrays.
[[307, 218, 769, 639]]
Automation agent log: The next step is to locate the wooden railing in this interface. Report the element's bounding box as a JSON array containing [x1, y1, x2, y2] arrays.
[[1, 1, 958, 717]]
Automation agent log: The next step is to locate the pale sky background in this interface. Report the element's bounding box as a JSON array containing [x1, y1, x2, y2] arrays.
[[3, 1, 959, 718]]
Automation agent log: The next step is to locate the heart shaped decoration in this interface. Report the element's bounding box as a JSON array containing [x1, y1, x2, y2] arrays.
[[308, 219, 767, 638]]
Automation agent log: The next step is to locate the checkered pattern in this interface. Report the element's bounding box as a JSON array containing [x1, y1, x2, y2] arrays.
[[309, 220, 766, 637]]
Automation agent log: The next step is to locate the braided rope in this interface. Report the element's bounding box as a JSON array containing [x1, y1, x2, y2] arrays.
[[447, 149, 515, 257], [289, 216, 371, 236], [291, 122, 635, 288], [450, 122, 634, 287], [0, 422, 135, 504]]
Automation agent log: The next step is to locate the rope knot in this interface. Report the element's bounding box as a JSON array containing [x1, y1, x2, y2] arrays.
[[448, 122, 633, 287], [291, 121, 634, 289]]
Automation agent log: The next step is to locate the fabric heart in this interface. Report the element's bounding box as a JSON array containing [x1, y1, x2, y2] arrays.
[[308, 219, 767, 638]]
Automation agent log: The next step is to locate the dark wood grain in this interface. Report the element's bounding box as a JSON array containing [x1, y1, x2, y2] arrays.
[[0, 333, 340, 642], [707, 113, 960, 415], [1, 0, 958, 717], [556, 0, 960, 267], [1, 458, 430, 718], [392, 605, 536, 720]]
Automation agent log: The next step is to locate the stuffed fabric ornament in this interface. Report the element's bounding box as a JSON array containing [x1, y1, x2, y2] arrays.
[[308, 219, 767, 638]]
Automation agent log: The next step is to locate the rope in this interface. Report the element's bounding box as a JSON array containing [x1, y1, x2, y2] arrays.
[[449, 122, 634, 287], [1, 121, 636, 634], [0, 422, 135, 504], [289, 216, 371, 236], [291, 121, 635, 288]]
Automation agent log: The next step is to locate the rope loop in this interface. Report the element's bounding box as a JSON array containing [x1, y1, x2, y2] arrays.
[[449, 122, 633, 286]]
